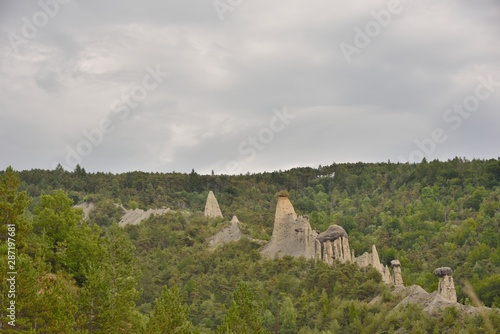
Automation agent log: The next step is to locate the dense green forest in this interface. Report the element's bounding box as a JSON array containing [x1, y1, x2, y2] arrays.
[[1, 158, 500, 333]]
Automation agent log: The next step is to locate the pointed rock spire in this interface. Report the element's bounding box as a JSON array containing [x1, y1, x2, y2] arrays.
[[261, 195, 318, 259], [204, 191, 223, 218]]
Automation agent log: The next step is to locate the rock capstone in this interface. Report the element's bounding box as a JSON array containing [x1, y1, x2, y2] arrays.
[[434, 267, 453, 277], [317, 225, 348, 242]]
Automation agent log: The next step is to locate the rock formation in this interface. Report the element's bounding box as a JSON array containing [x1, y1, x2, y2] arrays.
[[73, 202, 96, 220], [374, 266, 499, 315], [74, 202, 170, 226], [261, 195, 404, 286], [434, 267, 457, 303], [391, 260, 404, 286], [379, 283, 495, 316], [354, 244, 392, 284], [317, 225, 352, 264], [204, 191, 223, 218], [207, 216, 242, 248], [261, 196, 321, 259], [118, 207, 170, 227]]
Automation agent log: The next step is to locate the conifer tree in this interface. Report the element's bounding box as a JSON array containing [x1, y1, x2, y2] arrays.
[[146, 285, 197, 334], [279, 296, 298, 334], [217, 283, 268, 334]]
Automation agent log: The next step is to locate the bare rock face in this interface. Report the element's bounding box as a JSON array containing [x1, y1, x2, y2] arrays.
[[261, 197, 404, 286], [434, 267, 457, 302], [354, 245, 392, 284], [207, 216, 242, 248], [261, 196, 319, 259], [391, 260, 404, 286], [316, 225, 352, 264], [204, 191, 223, 218], [73, 202, 96, 220], [391, 284, 483, 315], [118, 207, 170, 227]]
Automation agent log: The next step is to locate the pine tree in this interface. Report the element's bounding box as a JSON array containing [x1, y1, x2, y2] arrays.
[[279, 296, 297, 334], [217, 283, 268, 334], [104, 223, 143, 332], [146, 285, 198, 334], [77, 264, 112, 333]]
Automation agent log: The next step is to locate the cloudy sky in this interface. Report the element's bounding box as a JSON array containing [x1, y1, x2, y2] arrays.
[[1, 0, 499, 174]]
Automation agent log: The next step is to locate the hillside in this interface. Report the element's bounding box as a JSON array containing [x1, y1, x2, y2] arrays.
[[1, 158, 500, 333]]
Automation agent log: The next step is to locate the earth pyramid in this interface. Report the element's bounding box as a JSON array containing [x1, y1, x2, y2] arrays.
[[204, 191, 223, 218], [261, 195, 404, 287], [261, 195, 321, 259]]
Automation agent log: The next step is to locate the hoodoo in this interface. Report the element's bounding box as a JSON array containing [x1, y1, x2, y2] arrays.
[[317, 225, 352, 264], [204, 191, 223, 218], [434, 267, 457, 303], [391, 260, 404, 286], [262, 195, 404, 287], [261, 195, 320, 259]]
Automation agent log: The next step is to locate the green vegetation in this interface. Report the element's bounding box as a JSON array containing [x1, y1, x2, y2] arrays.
[[1, 158, 500, 333]]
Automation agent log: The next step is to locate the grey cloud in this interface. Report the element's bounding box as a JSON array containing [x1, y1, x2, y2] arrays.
[[34, 69, 62, 93], [1, 0, 499, 173]]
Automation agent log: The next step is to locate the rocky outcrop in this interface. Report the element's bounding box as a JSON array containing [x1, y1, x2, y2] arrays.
[[392, 285, 481, 315], [434, 267, 457, 303], [376, 266, 491, 315], [118, 207, 170, 227], [207, 216, 243, 248], [204, 191, 223, 218], [434, 267, 453, 277], [391, 260, 404, 286], [318, 225, 352, 264], [261, 196, 321, 259], [261, 196, 403, 286], [355, 244, 392, 284], [74, 202, 169, 226], [74, 202, 95, 220]]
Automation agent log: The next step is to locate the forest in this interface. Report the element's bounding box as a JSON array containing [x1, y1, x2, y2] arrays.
[[1, 157, 500, 333]]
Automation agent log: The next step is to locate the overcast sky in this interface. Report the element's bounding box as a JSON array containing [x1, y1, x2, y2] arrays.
[[1, 0, 499, 174]]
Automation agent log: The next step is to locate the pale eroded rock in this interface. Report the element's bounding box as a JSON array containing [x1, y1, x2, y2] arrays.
[[74, 202, 95, 220], [119, 207, 170, 227], [207, 215, 242, 248], [391, 260, 404, 286], [261, 196, 319, 259], [434, 267, 457, 303], [204, 191, 223, 218]]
